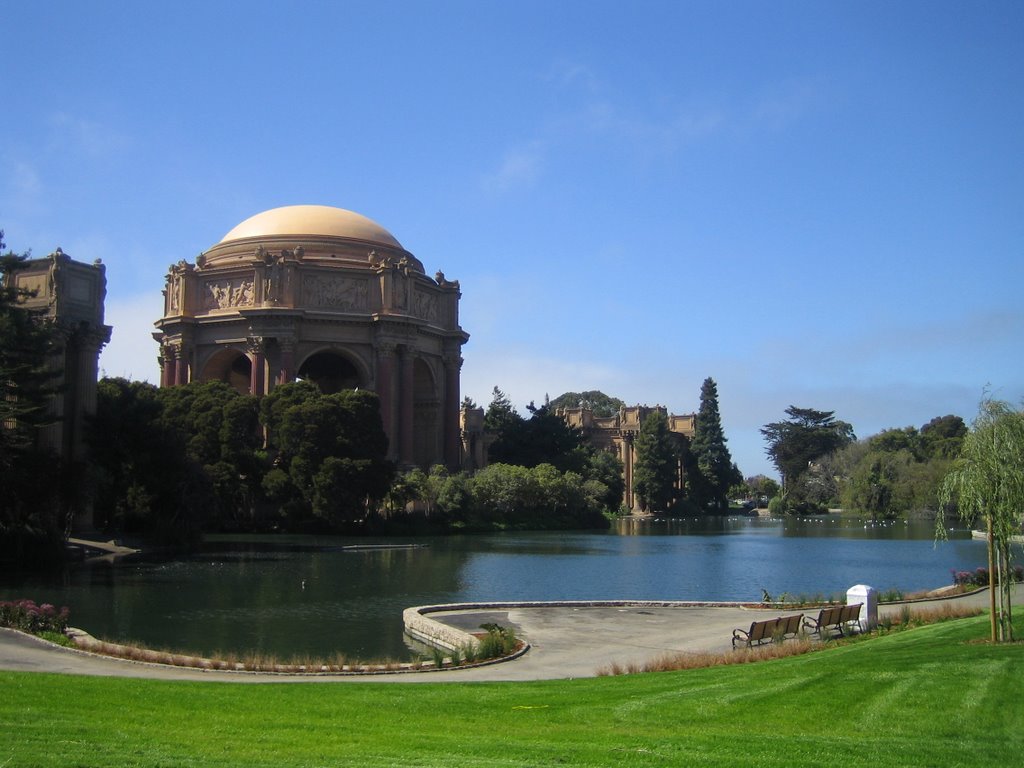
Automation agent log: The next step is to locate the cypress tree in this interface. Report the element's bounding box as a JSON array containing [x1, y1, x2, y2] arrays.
[[690, 377, 737, 512]]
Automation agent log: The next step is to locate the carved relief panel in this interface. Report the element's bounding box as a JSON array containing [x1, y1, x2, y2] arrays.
[[203, 277, 256, 310], [303, 273, 369, 311]]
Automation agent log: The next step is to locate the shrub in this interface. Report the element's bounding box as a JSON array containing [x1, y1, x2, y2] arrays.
[[0, 599, 69, 634], [477, 623, 518, 659]]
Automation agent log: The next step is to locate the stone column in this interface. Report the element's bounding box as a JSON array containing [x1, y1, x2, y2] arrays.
[[173, 345, 188, 386], [622, 432, 635, 510], [375, 344, 396, 459], [278, 338, 296, 386], [399, 346, 416, 466], [443, 354, 462, 470], [162, 345, 177, 388], [247, 337, 266, 396]]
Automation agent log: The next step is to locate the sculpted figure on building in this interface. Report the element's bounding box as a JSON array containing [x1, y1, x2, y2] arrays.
[[153, 205, 469, 470]]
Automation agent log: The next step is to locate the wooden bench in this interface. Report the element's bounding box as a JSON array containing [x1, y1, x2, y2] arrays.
[[802, 603, 863, 637], [732, 614, 804, 649]]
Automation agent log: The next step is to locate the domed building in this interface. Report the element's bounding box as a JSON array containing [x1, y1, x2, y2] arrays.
[[153, 205, 469, 470]]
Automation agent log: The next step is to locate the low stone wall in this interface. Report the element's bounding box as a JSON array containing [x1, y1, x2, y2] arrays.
[[403, 600, 755, 652]]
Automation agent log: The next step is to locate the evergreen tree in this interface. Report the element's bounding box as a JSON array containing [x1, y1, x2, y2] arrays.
[[632, 410, 678, 512], [689, 377, 738, 512], [761, 406, 855, 491], [483, 386, 522, 434], [0, 233, 66, 563]]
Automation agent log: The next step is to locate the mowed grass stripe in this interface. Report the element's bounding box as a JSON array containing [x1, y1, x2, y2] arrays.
[[1, 615, 1021, 767]]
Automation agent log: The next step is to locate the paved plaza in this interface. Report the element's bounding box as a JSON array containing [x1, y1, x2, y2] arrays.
[[2, 586, 1017, 684]]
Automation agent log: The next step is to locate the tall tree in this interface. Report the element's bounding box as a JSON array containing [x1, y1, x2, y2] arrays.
[[689, 377, 739, 512], [483, 386, 521, 434], [632, 410, 679, 512], [0, 233, 66, 562], [937, 397, 1024, 643], [761, 406, 855, 492]]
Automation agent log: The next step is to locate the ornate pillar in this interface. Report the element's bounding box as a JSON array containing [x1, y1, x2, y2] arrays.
[[443, 353, 462, 470], [622, 432, 635, 510], [375, 344, 396, 459], [162, 345, 177, 388], [173, 344, 188, 386], [399, 346, 416, 466], [247, 337, 266, 396], [277, 338, 296, 386]]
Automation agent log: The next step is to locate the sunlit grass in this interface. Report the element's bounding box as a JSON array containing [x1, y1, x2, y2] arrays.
[[1, 613, 1021, 767]]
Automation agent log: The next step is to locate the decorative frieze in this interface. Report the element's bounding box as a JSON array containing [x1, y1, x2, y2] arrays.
[[204, 277, 255, 310], [414, 290, 439, 323], [303, 273, 369, 310]]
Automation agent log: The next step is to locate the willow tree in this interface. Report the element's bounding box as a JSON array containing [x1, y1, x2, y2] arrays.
[[938, 397, 1024, 642]]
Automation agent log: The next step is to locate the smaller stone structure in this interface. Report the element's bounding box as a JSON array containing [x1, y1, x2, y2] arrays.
[[5, 248, 111, 526], [557, 404, 696, 510]]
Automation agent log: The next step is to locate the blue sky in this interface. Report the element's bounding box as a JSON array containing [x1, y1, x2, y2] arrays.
[[3, 1, 1022, 479]]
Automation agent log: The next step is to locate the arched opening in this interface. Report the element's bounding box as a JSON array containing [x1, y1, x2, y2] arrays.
[[297, 351, 362, 394], [412, 358, 440, 467], [199, 348, 252, 394]]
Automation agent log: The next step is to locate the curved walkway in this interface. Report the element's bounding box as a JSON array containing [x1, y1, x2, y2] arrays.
[[0, 586, 1017, 684]]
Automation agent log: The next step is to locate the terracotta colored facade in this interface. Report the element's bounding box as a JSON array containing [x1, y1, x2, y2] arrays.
[[153, 206, 469, 470], [7, 249, 111, 467], [558, 405, 696, 510]]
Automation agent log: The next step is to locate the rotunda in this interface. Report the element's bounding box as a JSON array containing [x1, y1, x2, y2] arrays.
[[153, 205, 469, 469]]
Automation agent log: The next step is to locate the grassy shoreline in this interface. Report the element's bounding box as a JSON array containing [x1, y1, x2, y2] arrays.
[[2, 614, 1021, 767]]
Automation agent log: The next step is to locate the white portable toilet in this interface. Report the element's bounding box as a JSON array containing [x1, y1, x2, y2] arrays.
[[847, 584, 878, 631]]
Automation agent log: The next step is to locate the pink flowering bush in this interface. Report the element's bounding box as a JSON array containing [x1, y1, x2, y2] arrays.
[[952, 565, 1024, 587], [0, 599, 69, 634]]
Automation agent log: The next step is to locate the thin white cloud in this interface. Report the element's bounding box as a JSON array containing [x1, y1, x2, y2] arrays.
[[482, 143, 545, 193], [48, 112, 133, 158], [750, 78, 824, 132]]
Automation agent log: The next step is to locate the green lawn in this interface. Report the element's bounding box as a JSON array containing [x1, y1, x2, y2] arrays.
[[2, 615, 1021, 767]]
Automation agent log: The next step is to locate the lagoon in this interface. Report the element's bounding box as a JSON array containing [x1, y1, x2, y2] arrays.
[[0, 515, 985, 660]]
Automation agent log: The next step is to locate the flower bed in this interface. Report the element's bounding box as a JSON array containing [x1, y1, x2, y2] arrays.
[[0, 599, 69, 634]]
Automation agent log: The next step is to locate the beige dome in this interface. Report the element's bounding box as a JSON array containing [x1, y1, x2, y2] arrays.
[[219, 205, 403, 250]]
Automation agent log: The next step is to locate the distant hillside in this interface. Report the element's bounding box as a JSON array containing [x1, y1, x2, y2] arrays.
[[549, 390, 626, 418]]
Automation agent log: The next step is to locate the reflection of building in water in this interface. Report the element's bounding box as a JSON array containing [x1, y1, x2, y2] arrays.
[[5, 249, 111, 524], [153, 205, 469, 470], [557, 405, 696, 510]]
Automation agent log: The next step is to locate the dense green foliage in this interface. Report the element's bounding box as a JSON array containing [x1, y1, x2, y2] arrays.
[[487, 399, 589, 473], [391, 462, 612, 530], [548, 389, 626, 417], [761, 406, 855, 513], [816, 415, 966, 520], [479, 388, 624, 518], [938, 398, 1024, 642], [90, 379, 393, 538], [688, 377, 740, 511], [632, 410, 679, 512], [1, 615, 1021, 766], [0, 234, 66, 563], [90, 378, 211, 543]]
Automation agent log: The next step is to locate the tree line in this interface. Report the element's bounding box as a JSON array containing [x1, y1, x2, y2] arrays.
[[760, 405, 974, 519], [483, 377, 742, 515]]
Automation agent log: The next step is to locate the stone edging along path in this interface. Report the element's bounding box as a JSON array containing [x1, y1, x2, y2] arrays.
[[58, 625, 530, 677], [404, 599, 765, 652]]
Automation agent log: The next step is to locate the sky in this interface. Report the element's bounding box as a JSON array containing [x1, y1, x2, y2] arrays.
[[3, 1, 1022, 479]]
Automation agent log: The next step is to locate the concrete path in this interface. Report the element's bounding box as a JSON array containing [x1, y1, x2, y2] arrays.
[[0, 586, 1017, 684]]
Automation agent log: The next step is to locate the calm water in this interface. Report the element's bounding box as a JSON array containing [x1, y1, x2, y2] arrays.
[[0, 516, 984, 660]]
